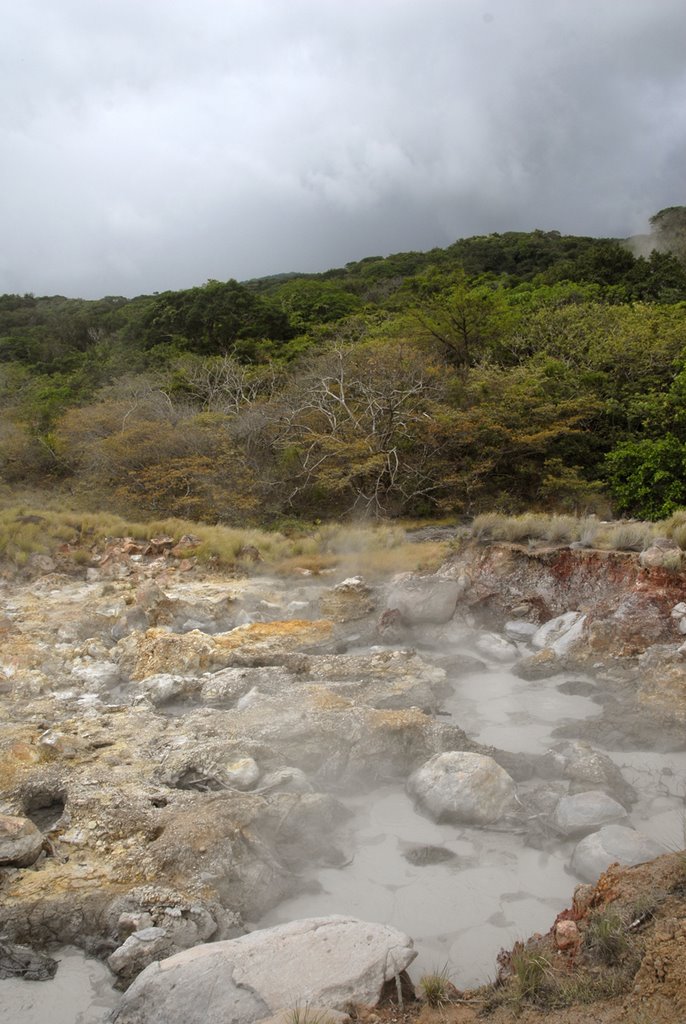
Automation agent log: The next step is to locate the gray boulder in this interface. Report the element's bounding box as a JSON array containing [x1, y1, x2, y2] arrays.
[[538, 741, 635, 807], [551, 791, 627, 837], [407, 751, 516, 825], [0, 814, 44, 867], [570, 825, 666, 882], [385, 577, 460, 625], [111, 916, 416, 1024]]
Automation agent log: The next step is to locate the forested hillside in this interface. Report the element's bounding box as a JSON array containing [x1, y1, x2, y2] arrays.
[[2, 208, 686, 523]]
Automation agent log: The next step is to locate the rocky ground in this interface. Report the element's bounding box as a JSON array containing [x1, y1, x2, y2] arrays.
[[1, 533, 686, 1022]]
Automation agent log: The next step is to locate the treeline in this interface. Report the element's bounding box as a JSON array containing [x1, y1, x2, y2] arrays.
[[2, 210, 686, 522]]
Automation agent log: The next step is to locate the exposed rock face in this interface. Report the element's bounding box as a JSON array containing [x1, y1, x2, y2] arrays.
[[636, 643, 686, 723], [115, 620, 335, 681], [571, 824, 667, 882], [407, 751, 517, 825], [632, 915, 686, 1022], [111, 916, 416, 1024], [449, 542, 686, 669]]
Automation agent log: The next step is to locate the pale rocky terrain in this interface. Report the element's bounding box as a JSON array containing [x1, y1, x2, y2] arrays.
[[1, 534, 686, 1022]]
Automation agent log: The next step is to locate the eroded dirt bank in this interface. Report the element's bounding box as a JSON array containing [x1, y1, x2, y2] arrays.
[[1, 536, 685, 1022]]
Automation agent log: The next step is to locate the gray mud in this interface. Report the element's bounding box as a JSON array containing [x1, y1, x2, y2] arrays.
[[0, 946, 119, 1024]]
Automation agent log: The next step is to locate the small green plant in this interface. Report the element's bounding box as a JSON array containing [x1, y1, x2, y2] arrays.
[[418, 965, 453, 1007]]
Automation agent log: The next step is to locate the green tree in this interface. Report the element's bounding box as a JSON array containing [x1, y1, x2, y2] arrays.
[[408, 270, 516, 369], [605, 435, 686, 519]]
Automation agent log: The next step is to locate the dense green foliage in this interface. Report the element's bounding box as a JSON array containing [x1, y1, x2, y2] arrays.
[[2, 215, 686, 522]]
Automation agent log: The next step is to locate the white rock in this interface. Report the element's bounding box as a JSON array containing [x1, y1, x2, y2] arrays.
[[111, 916, 416, 1024], [473, 632, 518, 662], [671, 602, 686, 618], [224, 757, 260, 790], [529, 611, 587, 655], [532, 612, 584, 651], [551, 614, 586, 655], [407, 751, 516, 825], [552, 791, 627, 837], [570, 825, 666, 882], [504, 621, 539, 641]]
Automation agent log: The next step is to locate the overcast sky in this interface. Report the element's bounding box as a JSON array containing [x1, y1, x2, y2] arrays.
[[2, 0, 685, 299]]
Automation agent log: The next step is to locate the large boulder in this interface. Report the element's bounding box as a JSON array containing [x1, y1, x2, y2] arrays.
[[551, 791, 627, 837], [385, 577, 460, 625], [407, 751, 516, 825], [111, 916, 416, 1024], [531, 612, 586, 654], [0, 814, 44, 867], [570, 825, 667, 882], [538, 741, 635, 807], [512, 649, 563, 680]]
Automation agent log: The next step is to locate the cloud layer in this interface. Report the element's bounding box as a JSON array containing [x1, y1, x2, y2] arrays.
[[2, 0, 685, 297]]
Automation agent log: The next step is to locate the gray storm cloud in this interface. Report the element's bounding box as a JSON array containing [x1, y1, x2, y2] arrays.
[[2, 0, 685, 297]]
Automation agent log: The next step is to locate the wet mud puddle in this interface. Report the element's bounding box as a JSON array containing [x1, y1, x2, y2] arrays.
[[256, 654, 686, 987]]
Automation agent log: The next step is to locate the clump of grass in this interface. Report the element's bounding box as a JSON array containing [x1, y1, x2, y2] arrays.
[[509, 945, 554, 1006], [541, 514, 581, 543], [598, 521, 656, 551], [578, 519, 601, 547], [285, 1004, 336, 1024], [657, 549, 684, 571], [418, 966, 453, 1007], [585, 907, 630, 966], [471, 511, 510, 542]]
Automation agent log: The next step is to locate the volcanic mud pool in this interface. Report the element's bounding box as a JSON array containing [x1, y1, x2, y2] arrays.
[[0, 946, 119, 1023], [4, 614, 686, 1016], [254, 655, 686, 987]]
